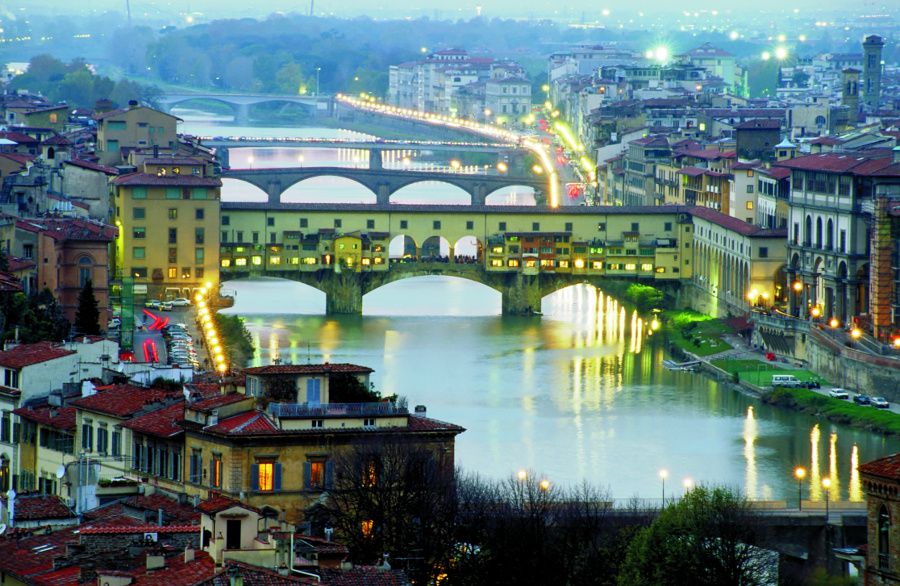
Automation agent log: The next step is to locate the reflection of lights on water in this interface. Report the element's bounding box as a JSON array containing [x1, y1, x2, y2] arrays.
[[744, 406, 758, 499], [810, 424, 822, 501], [829, 432, 840, 501], [849, 444, 862, 502], [268, 331, 280, 363]]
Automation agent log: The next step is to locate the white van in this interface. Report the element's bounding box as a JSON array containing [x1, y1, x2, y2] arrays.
[[772, 374, 802, 388]]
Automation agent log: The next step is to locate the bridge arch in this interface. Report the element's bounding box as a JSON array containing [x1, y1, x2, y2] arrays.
[[281, 176, 378, 204], [388, 180, 472, 205], [453, 235, 482, 261], [484, 184, 537, 206], [221, 178, 269, 202], [388, 234, 419, 259]]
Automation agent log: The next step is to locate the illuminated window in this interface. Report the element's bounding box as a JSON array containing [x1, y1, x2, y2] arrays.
[[540, 259, 554, 267], [210, 454, 222, 488], [361, 258, 371, 266], [251, 256, 262, 266], [656, 267, 666, 273], [269, 256, 281, 265], [361, 519, 374, 537], [625, 263, 637, 271], [491, 246, 504, 254], [374, 257, 383, 264], [221, 259, 231, 268], [525, 259, 537, 268], [491, 259, 503, 267], [558, 260, 570, 268], [507, 259, 519, 267], [303, 257, 317, 265], [289, 257, 299, 265], [592, 261, 603, 270], [746, 201, 754, 210], [235, 258, 247, 266], [363, 458, 378, 488], [257, 461, 274, 491], [167, 267, 177, 279], [641, 263, 654, 271], [308, 460, 325, 490]]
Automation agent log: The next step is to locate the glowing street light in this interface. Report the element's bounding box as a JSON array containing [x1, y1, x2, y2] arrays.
[[810, 306, 821, 319], [517, 469, 528, 481], [850, 328, 862, 340], [532, 164, 544, 175], [729, 30, 739, 41], [449, 159, 461, 171], [653, 46, 670, 62], [539, 479, 551, 491], [792, 281, 804, 293], [794, 466, 807, 510], [761, 51, 772, 61], [659, 469, 669, 504], [682, 477, 693, 494], [821, 477, 832, 518], [496, 161, 508, 173], [774, 46, 789, 60]]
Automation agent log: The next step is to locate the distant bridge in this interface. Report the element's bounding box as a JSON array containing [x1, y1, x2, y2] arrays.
[[157, 92, 334, 124], [221, 163, 548, 206]]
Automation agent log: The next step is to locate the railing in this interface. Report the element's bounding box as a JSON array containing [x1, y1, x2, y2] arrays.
[[269, 402, 408, 418], [750, 311, 810, 334]]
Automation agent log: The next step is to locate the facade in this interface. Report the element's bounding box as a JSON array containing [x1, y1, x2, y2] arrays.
[[755, 166, 791, 230], [677, 43, 739, 95], [623, 136, 671, 206], [13, 404, 75, 495], [242, 363, 373, 403], [61, 159, 119, 220], [112, 157, 221, 300], [95, 103, 180, 166], [862, 35, 885, 111], [780, 150, 900, 333], [735, 119, 782, 162], [860, 453, 900, 585], [484, 78, 532, 120], [730, 161, 760, 224], [690, 206, 787, 316]]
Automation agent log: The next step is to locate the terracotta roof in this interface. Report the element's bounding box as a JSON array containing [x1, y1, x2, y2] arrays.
[[0, 493, 75, 521], [65, 158, 118, 175], [758, 166, 791, 180], [189, 392, 247, 412], [7, 256, 35, 272], [242, 363, 374, 376], [29, 564, 80, 586], [407, 415, 466, 433], [14, 217, 116, 242], [112, 172, 221, 187], [13, 405, 76, 431], [778, 151, 900, 176], [689, 206, 787, 238], [121, 401, 185, 438], [810, 136, 844, 145], [205, 410, 279, 435], [195, 560, 314, 585], [630, 135, 670, 147], [71, 384, 182, 418], [0, 131, 39, 144], [0, 153, 35, 166], [318, 567, 412, 586], [732, 160, 761, 170], [683, 42, 733, 58], [144, 156, 205, 165], [79, 523, 198, 535], [128, 551, 216, 586], [0, 271, 22, 293], [677, 166, 707, 177], [0, 342, 75, 369], [196, 493, 261, 515], [734, 119, 781, 130], [42, 135, 70, 146], [859, 453, 900, 481], [121, 493, 200, 523]]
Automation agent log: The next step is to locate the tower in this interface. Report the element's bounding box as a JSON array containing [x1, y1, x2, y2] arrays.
[[842, 68, 860, 125], [862, 35, 884, 111]]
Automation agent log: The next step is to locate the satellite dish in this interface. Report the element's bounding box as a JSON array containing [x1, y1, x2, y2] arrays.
[[56, 465, 66, 479], [0, 524, 7, 535]]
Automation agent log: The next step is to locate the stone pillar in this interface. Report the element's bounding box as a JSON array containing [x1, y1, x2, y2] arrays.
[[216, 148, 230, 170], [501, 274, 542, 316], [321, 272, 364, 315], [376, 184, 391, 205], [368, 148, 383, 171], [266, 181, 283, 204], [234, 103, 251, 125], [870, 196, 893, 340], [471, 184, 487, 206]]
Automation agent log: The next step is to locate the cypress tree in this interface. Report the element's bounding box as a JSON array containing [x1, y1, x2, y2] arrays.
[[74, 279, 100, 335]]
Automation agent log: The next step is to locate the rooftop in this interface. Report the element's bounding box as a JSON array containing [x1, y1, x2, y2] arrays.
[[0, 493, 75, 521], [689, 206, 787, 238], [243, 363, 374, 376], [196, 493, 261, 516], [859, 453, 900, 481], [121, 401, 186, 438], [0, 342, 75, 369], [70, 384, 182, 418], [12, 405, 76, 431], [112, 172, 221, 188]]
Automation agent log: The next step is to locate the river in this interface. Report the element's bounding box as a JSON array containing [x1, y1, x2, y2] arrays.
[[180, 110, 900, 503]]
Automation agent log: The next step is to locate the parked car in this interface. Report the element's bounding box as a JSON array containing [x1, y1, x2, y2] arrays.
[[171, 298, 191, 307], [853, 394, 872, 406], [802, 380, 821, 389], [828, 388, 850, 399], [160, 301, 174, 311], [107, 317, 121, 329], [144, 299, 161, 309], [872, 397, 890, 409]]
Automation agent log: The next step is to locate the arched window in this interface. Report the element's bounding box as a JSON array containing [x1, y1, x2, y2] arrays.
[[805, 215, 812, 246], [78, 256, 93, 288], [826, 219, 834, 250], [880, 505, 891, 570], [816, 217, 823, 248]]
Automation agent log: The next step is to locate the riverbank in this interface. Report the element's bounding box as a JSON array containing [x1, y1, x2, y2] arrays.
[[213, 312, 254, 368], [665, 316, 900, 437]]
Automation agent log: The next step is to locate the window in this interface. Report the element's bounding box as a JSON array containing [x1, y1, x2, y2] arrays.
[[746, 201, 754, 210], [168, 267, 178, 279], [664, 222, 672, 231], [133, 208, 145, 220], [182, 266, 192, 278], [111, 430, 121, 457], [169, 248, 177, 264], [400, 220, 408, 229], [631, 222, 639, 232], [307, 378, 321, 404], [222, 215, 230, 226], [252, 232, 259, 244], [133, 267, 147, 278], [334, 219, 342, 228], [466, 221, 474, 230], [746, 184, 754, 193], [81, 421, 93, 452], [305, 459, 333, 490], [191, 188, 208, 200], [236, 231, 244, 242], [364, 418, 375, 427], [168, 208, 178, 220], [195, 228, 205, 244], [189, 449, 202, 484], [311, 419, 324, 428], [499, 222, 507, 231], [565, 222, 573, 232], [270, 233, 276, 244], [196, 248, 205, 263], [532, 222, 540, 231], [879, 505, 891, 570], [0, 412, 8, 442], [196, 267, 204, 279], [133, 247, 146, 260], [133, 227, 146, 239], [367, 219, 375, 229], [758, 247, 768, 259], [165, 187, 180, 200], [168, 228, 177, 244], [433, 220, 441, 229], [300, 218, 308, 228], [598, 222, 606, 231], [97, 427, 108, 454], [363, 457, 379, 487], [210, 454, 222, 488], [196, 208, 205, 220], [253, 461, 282, 492], [361, 520, 374, 537]]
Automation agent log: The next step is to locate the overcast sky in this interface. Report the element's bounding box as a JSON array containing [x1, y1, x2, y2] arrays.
[[13, 0, 876, 19]]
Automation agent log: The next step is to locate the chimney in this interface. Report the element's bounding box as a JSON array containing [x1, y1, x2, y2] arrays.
[[414, 405, 427, 414], [157, 508, 164, 526], [893, 146, 900, 164], [184, 546, 195, 563], [146, 555, 165, 570]]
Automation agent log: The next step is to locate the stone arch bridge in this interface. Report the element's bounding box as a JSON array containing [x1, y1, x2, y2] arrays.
[[156, 93, 334, 124], [222, 264, 680, 315]]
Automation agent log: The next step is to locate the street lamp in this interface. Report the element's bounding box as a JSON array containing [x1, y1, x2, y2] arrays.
[[682, 477, 693, 495], [850, 327, 862, 340], [315, 67, 321, 96], [539, 479, 551, 491], [659, 469, 668, 505], [810, 306, 821, 320], [517, 469, 527, 481], [794, 466, 806, 510], [821, 477, 831, 519]]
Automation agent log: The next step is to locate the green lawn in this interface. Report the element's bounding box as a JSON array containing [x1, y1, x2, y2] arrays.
[[664, 310, 733, 357], [710, 359, 829, 387], [768, 388, 900, 435]]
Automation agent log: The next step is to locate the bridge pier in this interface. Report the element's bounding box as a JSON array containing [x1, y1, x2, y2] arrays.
[[216, 148, 230, 170], [368, 148, 383, 171], [471, 184, 487, 206], [500, 274, 543, 316], [266, 180, 283, 204], [375, 183, 391, 205], [234, 103, 251, 125]]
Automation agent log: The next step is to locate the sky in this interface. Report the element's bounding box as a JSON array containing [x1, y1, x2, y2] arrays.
[[10, 0, 883, 19]]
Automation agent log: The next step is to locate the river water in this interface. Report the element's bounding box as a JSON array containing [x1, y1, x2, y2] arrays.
[[180, 110, 900, 503]]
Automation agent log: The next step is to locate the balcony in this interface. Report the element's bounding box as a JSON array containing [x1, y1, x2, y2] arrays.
[[268, 401, 409, 418]]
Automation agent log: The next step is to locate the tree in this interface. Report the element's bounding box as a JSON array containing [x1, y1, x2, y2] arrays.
[[618, 486, 774, 586], [74, 279, 100, 335], [309, 439, 457, 585], [329, 372, 380, 403], [625, 284, 664, 314]]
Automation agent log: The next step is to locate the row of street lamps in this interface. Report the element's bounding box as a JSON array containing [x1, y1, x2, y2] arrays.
[[194, 285, 228, 375], [794, 466, 832, 515]]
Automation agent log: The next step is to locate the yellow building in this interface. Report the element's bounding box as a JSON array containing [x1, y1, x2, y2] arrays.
[[112, 157, 221, 300], [96, 103, 180, 166], [12, 404, 75, 496]]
